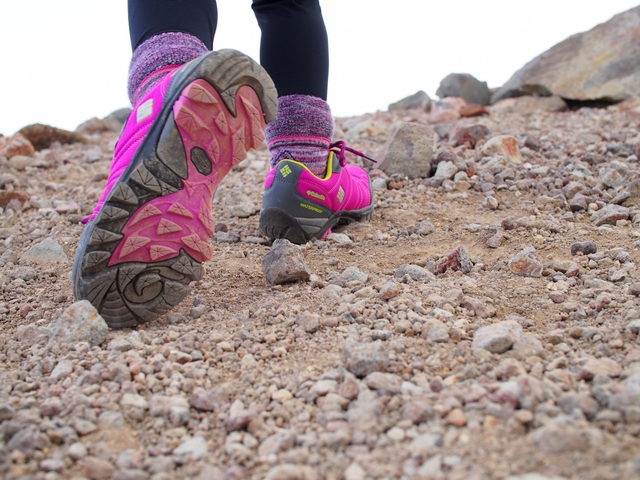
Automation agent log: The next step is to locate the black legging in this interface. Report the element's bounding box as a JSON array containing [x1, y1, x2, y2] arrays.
[[128, 0, 329, 100]]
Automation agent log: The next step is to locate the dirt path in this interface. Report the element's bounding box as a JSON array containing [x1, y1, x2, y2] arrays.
[[0, 99, 639, 479]]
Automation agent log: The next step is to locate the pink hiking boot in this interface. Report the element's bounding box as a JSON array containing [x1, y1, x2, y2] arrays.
[[73, 49, 277, 328], [258, 141, 374, 244]]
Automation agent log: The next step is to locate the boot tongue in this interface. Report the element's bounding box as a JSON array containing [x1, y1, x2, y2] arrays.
[[316, 151, 341, 179], [329, 151, 342, 173]]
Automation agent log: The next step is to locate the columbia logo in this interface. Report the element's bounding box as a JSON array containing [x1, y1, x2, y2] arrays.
[[337, 186, 345, 203], [306, 190, 325, 201], [280, 165, 292, 177]]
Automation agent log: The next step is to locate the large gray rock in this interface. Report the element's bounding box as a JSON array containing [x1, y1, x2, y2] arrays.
[[378, 122, 435, 178], [436, 73, 490, 105], [492, 6, 640, 103], [388, 90, 432, 112], [512, 95, 568, 115]]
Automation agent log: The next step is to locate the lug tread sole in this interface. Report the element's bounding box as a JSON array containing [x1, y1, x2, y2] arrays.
[[73, 50, 276, 328], [259, 205, 374, 245]]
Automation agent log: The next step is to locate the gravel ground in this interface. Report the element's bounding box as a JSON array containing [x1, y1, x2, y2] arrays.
[[0, 96, 639, 480]]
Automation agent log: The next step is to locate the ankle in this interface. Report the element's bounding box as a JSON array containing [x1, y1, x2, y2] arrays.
[[265, 95, 334, 175], [127, 32, 208, 105], [132, 65, 178, 105]]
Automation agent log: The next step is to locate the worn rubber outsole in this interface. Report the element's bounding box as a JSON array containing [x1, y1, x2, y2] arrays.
[[73, 49, 277, 328], [259, 204, 374, 244]]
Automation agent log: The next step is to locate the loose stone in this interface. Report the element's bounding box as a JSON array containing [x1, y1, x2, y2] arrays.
[[48, 300, 109, 347], [433, 245, 472, 275], [262, 239, 311, 285], [416, 221, 435, 235], [335, 266, 368, 286], [509, 246, 543, 277], [224, 187, 258, 218], [21, 237, 68, 264], [341, 340, 390, 377], [173, 436, 208, 460], [472, 320, 522, 354], [481, 135, 523, 164], [394, 264, 433, 282], [571, 241, 597, 256], [80, 457, 116, 480], [296, 312, 320, 333], [533, 418, 590, 453], [378, 122, 435, 178], [189, 389, 230, 411], [595, 204, 629, 226]]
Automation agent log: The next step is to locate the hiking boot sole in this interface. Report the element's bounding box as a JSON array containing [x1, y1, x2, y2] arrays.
[[259, 204, 374, 244], [73, 49, 277, 328]]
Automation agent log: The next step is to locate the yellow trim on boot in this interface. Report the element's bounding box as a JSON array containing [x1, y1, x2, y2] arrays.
[[278, 152, 335, 181]]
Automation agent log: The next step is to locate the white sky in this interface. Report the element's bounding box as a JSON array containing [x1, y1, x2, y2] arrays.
[[0, 1, 638, 135]]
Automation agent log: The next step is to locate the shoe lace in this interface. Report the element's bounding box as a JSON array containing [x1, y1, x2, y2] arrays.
[[329, 140, 377, 167]]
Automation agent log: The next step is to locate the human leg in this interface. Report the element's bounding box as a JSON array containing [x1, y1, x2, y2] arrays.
[[252, 0, 328, 100], [128, 0, 217, 50], [126, 0, 218, 104], [252, 0, 331, 175], [253, 0, 374, 243]]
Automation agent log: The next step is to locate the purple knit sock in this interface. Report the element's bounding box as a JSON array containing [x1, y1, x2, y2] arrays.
[[265, 95, 334, 176], [127, 32, 209, 105]]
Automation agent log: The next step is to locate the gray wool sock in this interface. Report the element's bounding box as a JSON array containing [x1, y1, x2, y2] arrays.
[[127, 32, 208, 105]]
